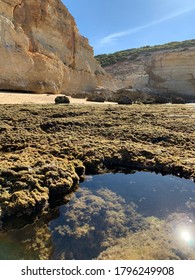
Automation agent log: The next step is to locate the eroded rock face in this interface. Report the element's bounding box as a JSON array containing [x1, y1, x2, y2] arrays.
[[0, 0, 114, 94], [104, 48, 195, 100], [145, 49, 195, 97]]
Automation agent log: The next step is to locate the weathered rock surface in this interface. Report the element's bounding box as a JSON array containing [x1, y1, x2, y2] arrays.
[[104, 47, 195, 100], [0, 156, 85, 218], [0, 0, 114, 94], [0, 103, 195, 221]]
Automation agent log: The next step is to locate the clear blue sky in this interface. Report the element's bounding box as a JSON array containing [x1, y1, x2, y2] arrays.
[[62, 0, 195, 55]]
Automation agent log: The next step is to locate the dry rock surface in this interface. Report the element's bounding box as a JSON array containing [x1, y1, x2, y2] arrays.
[[0, 0, 114, 94]]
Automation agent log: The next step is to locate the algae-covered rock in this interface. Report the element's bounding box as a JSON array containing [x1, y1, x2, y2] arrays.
[[6, 189, 49, 217], [0, 103, 195, 230], [0, 158, 85, 220]]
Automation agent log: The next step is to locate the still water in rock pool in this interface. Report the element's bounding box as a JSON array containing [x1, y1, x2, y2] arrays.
[[1, 172, 195, 260]]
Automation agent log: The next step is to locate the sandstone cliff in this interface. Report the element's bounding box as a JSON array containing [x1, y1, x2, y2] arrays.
[[0, 0, 113, 94], [145, 48, 195, 97], [97, 41, 195, 100]]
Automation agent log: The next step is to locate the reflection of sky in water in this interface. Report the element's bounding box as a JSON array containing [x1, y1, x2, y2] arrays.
[[81, 172, 195, 218], [181, 230, 192, 242], [48, 172, 195, 259], [176, 224, 195, 248], [0, 172, 195, 260]]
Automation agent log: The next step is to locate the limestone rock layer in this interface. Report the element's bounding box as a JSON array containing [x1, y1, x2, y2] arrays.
[[104, 47, 195, 98], [0, 0, 113, 94]]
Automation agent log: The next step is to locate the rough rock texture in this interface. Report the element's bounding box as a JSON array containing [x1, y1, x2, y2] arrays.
[[104, 47, 195, 99], [0, 0, 114, 94], [0, 156, 85, 218], [0, 103, 195, 222]]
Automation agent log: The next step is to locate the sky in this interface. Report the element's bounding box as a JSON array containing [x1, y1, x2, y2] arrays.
[[62, 0, 195, 55]]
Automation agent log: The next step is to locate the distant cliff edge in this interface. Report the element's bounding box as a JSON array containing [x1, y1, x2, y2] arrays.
[[96, 40, 195, 101]]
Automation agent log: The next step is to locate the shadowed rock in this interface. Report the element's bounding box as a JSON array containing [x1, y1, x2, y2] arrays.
[[55, 96, 70, 104], [118, 95, 132, 105]]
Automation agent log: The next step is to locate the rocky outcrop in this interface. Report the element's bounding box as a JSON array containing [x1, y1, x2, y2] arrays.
[[0, 157, 85, 218], [0, 0, 114, 94], [145, 49, 195, 98], [103, 47, 195, 100]]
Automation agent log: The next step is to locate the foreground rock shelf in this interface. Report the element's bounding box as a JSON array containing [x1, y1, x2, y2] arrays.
[[0, 103, 195, 221]]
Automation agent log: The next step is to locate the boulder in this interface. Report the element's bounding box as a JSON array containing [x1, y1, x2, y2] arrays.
[[118, 96, 132, 105], [55, 95, 70, 104], [86, 94, 106, 102]]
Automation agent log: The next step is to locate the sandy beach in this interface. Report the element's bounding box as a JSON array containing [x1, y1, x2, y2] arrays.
[[0, 92, 118, 105], [0, 92, 87, 104]]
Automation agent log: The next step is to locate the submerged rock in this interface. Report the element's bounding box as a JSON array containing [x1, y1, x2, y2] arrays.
[[50, 187, 147, 259], [98, 213, 195, 260]]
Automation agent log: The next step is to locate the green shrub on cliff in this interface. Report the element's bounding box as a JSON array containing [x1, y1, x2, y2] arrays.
[[95, 39, 195, 67]]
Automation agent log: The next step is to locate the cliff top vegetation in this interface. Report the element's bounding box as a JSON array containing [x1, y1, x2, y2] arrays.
[[95, 39, 195, 67]]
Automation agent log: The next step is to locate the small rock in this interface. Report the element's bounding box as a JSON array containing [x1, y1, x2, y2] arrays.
[[118, 95, 132, 105], [86, 94, 106, 102], [55, 95, 70, 104], [171, 96, 185, 104]]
